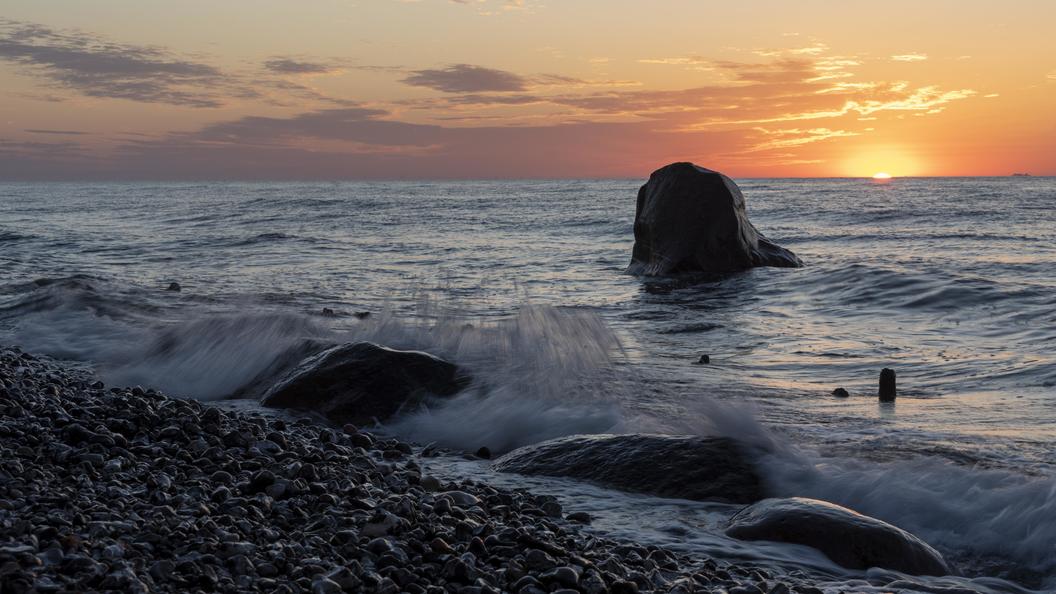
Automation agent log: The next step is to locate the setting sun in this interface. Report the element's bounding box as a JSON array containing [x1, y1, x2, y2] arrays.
[[872, 172, 893, 180]]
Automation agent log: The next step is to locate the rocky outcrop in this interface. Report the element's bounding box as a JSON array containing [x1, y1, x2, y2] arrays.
[[494, 434, 766, 504], [628, 163, 802, 275], [726, 497, 950, 576], [260, 342, 470, 425]]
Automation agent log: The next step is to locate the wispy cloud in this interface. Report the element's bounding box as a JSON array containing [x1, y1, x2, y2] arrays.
[[637, 56, 709, 66], [722, 85, 976, 125], [748, 127, 859, 151], [0, 19, 231, 107], [401, 63, 528, 92], [24, 128, 90, 135], [891, 53, 928, 62], [263, 58, 339, 75]]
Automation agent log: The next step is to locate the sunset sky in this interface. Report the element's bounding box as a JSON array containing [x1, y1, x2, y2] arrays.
[[1, 0, 1054, 179]]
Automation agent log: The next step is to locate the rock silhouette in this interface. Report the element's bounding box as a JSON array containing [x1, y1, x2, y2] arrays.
[[628, 163, 802, 275]]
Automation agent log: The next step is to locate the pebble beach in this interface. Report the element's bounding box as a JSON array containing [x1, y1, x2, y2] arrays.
[[0, 345, 816, 594]]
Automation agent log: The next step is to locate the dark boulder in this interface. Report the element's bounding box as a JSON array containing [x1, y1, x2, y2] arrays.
[[726, 497, 950, 576], [628, 163, 802, 275], [259, 342, 470, 425], [494, 434, 765, 504]]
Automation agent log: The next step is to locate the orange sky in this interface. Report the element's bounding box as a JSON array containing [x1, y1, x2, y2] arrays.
[[1, 0, 1054, 179]]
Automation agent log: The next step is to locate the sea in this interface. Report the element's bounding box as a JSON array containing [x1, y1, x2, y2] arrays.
[[1, 177, 1054, 592]]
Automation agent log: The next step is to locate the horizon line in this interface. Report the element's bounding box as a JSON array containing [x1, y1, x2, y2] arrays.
[[1, 174, 1053, 184]]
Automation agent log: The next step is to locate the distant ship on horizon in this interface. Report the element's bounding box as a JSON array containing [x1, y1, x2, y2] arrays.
[[1011, 172, 1032, 177]]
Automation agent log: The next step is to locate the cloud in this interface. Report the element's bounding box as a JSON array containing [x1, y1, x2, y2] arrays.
[[712, 84, 976, 126], [263, 58, 337, 75], [0, 35, 989, 179], [891, 53, 928, 62], [24, 128, 90, 135], [4, 105, 749, 180], [0, 19, 230, 107], [712, 58, 817, 83], [748, 127, 859, 151], [401, 63, 528, 92], [637, 56, 709, 66]]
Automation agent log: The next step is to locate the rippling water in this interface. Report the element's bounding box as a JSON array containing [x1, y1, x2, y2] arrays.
[[1, 177, 1054, 590]]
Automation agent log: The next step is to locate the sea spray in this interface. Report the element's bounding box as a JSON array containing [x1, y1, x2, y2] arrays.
[[375, 304, 629, 452]]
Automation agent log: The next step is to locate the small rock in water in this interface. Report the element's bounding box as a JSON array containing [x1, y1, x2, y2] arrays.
[[321, 307, 336, 317], [566, 511, 592, 524], [475, 446, 492, 460], [879, 368, 897, 402], [166, 282, 181, 292], [695, 354, 711, 365], [354, 311, 371, 319], [832, 387, 849, 398]]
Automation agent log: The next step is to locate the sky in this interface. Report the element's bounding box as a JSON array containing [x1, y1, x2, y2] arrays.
[[1, 0, 1054, 180]]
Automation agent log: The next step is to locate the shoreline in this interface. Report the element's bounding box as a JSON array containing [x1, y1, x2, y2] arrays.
[[0, 345, 809, 594]]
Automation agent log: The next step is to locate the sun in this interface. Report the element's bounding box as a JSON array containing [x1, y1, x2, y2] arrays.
[[872, 172, 892, 180]]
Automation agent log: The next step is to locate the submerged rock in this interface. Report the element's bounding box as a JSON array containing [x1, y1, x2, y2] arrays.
[[628, 163, 802, 275], [726, 497, 950, 576], [260, 342, 470, 424], [494, 434, 766, 504]]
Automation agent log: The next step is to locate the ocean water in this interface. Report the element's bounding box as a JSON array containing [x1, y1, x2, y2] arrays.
[[1, 177, 1054, 591]]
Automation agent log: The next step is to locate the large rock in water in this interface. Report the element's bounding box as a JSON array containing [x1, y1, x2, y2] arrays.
[[726, 497, 950, 576], [628, 163, 802, 275], [260, 342, 470, 424], [494, 434, 765, 504]]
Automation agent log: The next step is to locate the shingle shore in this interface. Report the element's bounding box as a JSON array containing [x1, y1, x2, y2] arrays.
[[0, 345, 814, 594]]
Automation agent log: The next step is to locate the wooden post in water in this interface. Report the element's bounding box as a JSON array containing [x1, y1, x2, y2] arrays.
[[879, 368, 896, 402]]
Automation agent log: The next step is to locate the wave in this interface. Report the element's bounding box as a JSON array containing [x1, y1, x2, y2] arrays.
[[805, 263, 1054, 315]]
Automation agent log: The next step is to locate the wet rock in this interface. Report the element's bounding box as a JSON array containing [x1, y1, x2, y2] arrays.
[[832, 387, 849, 398], [627, 163, 802, 275], [259, 342, 471, 424], [495, 434, 766, 503], [726, 497, 949, 575], [566, 511, 592, 524], [442, 491, 481, 508], [166, 282, 181, 292]]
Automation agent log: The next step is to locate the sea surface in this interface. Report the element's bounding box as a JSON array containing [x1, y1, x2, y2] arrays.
[[1, 177, 1054, 592]]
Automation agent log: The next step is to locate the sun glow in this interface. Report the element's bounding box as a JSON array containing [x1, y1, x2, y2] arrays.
[[872, 172, 892, 180]]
